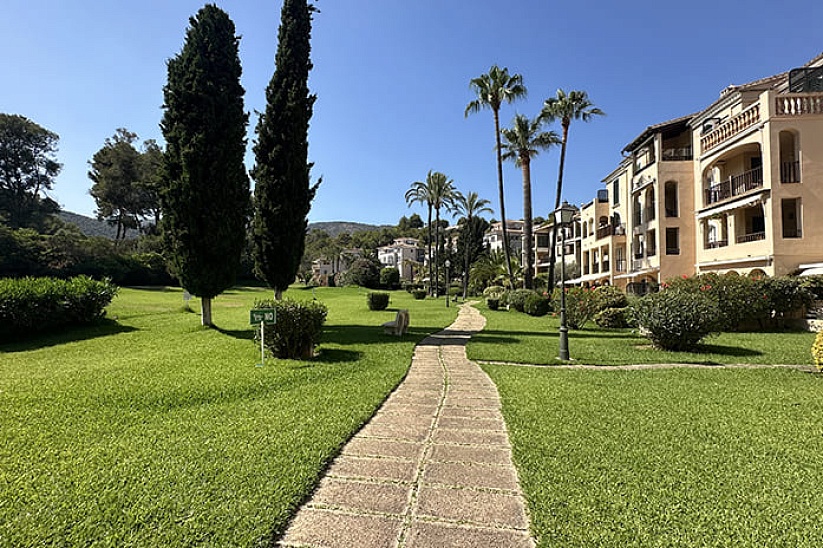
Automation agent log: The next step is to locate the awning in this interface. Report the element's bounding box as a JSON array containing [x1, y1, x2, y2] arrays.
[[696, 191, 768, 220], [800, 267, 823, 277]]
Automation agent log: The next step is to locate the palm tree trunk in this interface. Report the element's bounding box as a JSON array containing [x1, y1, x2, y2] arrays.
[[434, 208, 441, 298], [427, 205, 433, 296], [548, 124, 570, 287], [463, 216, 471, 299], [522, 157, 534, 289], [494, 108, 515, 288]]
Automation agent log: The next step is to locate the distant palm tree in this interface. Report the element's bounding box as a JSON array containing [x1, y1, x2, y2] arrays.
[[540, 89, 604, 285], [427, 171, 457, 298], [450, 191, 493, 298], [405, 179, 433, 294], [501, 114, 560, 289], [465, 65, 527, 288]]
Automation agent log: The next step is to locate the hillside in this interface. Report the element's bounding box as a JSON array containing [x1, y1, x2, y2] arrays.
[[307, 221, 387, 237]]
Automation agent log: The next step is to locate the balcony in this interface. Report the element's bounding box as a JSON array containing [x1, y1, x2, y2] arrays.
[[700, 102, 760, 153], [775, 93, 823, 116], [705, 239, 729, 249], [704, 166, 763, 205], [615, 259, 626, 272], [781, 161, 800, 183], [602, 260, 610, 271], [592, 264, 600, 274], [596, 224, 613, 239], [736, 231, 766, 244], [662, 146, 693, 161]]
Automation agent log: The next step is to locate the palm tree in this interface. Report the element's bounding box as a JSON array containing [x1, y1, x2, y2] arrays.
[[450, 191, 493, 298], [427, 171, 457, 298], [540, 89, 604, 285], [405, 179, 433, 294], [501, 114, 560, 289], [465, 65, 527, 288]]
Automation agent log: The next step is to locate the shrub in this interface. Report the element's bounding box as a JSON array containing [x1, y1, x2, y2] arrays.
[[255, 299, 328, 359], [342, 258, 380, 288], [483, 285, 506, 299], [594, 307, 629, 328], [366, 292, 390, 311], [762, 277, 813, 326], [0, 275, 118, 340], [592, 285, 628, 313], [631, 289, 721, 351], [523, 292, 551, 317], [799, 275, 823, 300], [411, 289, 427, 300], [508, 289, 536, 313], [664, 273, 771, 331], [379, 267, 400, 290], [812, 331, 823, 372], [486, 297, 500, 311], [551, 287, 600, 329]]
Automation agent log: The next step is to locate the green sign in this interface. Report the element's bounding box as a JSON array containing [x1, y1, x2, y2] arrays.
[[250, 308, 276, 325]]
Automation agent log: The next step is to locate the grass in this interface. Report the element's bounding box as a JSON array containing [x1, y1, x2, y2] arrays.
[[0, 285, 456, 547], [467, 303, 817, 366], [484, 365, 823, 547]]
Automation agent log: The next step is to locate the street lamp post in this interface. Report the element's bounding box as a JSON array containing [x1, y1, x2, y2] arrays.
[[554, 201, 575, 361], [445, 259, 451, 307]]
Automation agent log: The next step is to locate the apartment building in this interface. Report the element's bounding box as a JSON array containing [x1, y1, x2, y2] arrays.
[[534, 213, 582, 277], [377, 238, 425, 281], [574, 52, 823, 291]]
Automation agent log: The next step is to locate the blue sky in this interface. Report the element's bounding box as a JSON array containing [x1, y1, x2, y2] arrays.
[[2, 0, 821, 226]]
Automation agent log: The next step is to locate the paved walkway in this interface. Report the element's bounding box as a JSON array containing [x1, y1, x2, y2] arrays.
[[278, 303, 535, 548]]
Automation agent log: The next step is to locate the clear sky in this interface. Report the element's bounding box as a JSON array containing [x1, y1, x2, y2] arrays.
[[2, 0, 821, 226]]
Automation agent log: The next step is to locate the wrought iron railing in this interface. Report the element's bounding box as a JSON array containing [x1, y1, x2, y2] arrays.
[[704, 166, 763, 205], [736, 231, 766, 244], [781, 161, 800, 183]]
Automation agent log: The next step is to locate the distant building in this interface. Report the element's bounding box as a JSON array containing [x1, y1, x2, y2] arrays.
[[377, 238, 425, 281]]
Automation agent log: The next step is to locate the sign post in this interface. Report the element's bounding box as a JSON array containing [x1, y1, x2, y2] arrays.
[[250, 308, 276, 366]]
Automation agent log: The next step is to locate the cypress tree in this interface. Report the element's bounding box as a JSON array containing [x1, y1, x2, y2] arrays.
[[160, 4, 250, 326], [251, 0, 319, 299]]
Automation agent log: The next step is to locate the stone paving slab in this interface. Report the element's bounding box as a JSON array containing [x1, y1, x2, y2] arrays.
[[277, 302, 534, 548]]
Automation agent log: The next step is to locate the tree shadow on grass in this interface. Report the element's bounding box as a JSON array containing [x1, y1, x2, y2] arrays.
[[691, 343, 763, 358], [0, 319, 137, 353], [213, 325, 256, 341]]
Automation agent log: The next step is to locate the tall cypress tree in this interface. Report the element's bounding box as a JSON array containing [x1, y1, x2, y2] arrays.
[[160, 4, 250, 326], [252, 0, 319, 299]]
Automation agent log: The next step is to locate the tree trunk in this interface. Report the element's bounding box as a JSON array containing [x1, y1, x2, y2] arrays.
[[434, 208, 441, 298], [427, 205, 433, 296], [201, 296, 212, 327], [494, 108, 515, 288], [463, 216, 471, 299], [548, 123, 570, 288], [275, 288, 283, 301], [522, 156, 534, 289]]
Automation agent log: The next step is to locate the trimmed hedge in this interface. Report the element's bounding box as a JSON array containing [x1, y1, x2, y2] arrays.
[[0, 276, 118, 340], [632, 289, 721, 351], [411, 289, 427, 300], [254, 299, 328, 359], [367, 292, 390, 311]]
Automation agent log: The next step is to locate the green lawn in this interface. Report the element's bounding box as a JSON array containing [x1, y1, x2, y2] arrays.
[[468, 303, 817, 366], [485, 365, 823, 547], [0, 285, 456, 547]]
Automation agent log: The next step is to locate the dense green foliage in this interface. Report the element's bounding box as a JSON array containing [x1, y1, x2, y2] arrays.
[[379, 266, 400, 289], [160, 5, 249, 318], [0, 286, 457, 546], [632, 289, 722, 350], [523, 292, 551, 316], [486, 297, 500, 310], [0, 276, 117, 340], [507, 288, 536, 312], [551, 286, 599, 329], [594, 306, 630, 328], [255, 297, 327, 359], [366, 291, 390, 311], [342, 258, 380, 288], [252, 0, 318, 294], [487, 366, 823, 547], [0, 113, 62, 229]]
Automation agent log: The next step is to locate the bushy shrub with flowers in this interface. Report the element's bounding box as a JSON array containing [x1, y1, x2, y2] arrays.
[[762, 277, 813, 327], [664, 273, 770, 330], [631, 288, 721, 350], [551, 286, 600, 329], [508, 288, 537, 313], [523, 292, 551, 317]]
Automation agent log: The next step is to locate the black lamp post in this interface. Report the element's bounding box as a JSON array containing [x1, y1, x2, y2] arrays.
[[445, 259, 451, 307], [554, 201, 575, 361]]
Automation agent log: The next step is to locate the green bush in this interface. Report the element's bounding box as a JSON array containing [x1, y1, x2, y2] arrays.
[[254, 299, 328, 359], [342, 259, 380, 289], [762, 277, 813, 326], [664, 273, 769, 330], [799, 275, 823, 300], [551, 287, 600, 329], [592, 285, 628, 313], [411, 289, 427, 300], [523, 292, 551, 317], [366, 292, 390, 311], [486, 297, 500, 311], [594, 307, 629, 328], [483, 285, 506, 299], [379, 267, 400, 290], [508, 289, 536, 313], [631, 289, 721, 351], [0, 276, 118, 340]]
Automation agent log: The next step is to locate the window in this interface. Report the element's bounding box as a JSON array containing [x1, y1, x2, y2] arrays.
[[646, 229, 656, 256], [612, 179, 620, 205], [782, 198, 802, 238], [666, 228, 680, 255], [664, 181, 679, 217]]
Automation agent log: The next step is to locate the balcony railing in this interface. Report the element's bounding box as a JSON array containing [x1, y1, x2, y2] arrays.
[[592, 264, 600, 274], [583, 266, 590, 275], [647, 246, 657, 257], [736, 232, 766, 244], [781, 161, 800, 183], [666, 247, 680, 255], [775, 93, 823, 116], [615, 259, 626, 272], [596, 224, 613, 239], [705, 239, 729, 249], [602, 260, 610, 271], [704, 166, 763, 205], [634, 252, 644, 260], [700, 102, 761, 153], [662, 146, 693, 161]]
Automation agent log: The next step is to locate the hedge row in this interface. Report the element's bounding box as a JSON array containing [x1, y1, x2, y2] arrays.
[[0, 276, 119, 340]]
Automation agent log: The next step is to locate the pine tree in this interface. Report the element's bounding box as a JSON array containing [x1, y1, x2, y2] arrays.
[[252, 0, 319, 299], [160, 4, 250, 326]]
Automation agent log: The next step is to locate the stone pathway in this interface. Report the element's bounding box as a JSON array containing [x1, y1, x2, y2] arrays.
[[278, 303, 535, 548]]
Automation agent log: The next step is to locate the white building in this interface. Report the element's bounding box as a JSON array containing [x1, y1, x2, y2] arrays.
[[377, 238, 425, 281]]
